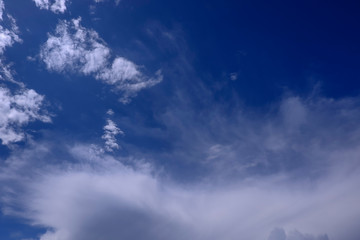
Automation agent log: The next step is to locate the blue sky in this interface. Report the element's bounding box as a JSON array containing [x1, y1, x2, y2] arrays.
[[0, 0, 360, 240]]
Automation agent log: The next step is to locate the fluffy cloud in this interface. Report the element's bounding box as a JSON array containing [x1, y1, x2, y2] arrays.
[[0, 87, 51, 145], [40, 18, 162, 103], [32, 0, 68, 13]]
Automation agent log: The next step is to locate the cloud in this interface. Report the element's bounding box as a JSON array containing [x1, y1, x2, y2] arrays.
[[0, 87, 51, 145], [0, 6, 358, 240], [102, 116, 124, 152], [32, 0, 68, 13], [3, 28, 360, 239], [94, 0, 121, 6], [267, 228, 329, 240], [40, 18, 162, 103], [0, 1, 50, 146], [0, 9, 21, 55], [0, 0, 4, 21], [0, 143, 359, 240], [0, 2, 23, 85], [229, 72, 238, 81], [132, 89, 360, 182]]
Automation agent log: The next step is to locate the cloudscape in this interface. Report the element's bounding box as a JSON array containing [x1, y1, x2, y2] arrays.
[[1, 0, 360, 240]]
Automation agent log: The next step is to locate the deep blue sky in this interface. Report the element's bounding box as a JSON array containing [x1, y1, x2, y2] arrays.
[[1, 0, 360, 240]]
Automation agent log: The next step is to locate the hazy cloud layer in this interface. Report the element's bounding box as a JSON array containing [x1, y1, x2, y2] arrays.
[[1, 93, 360, 240], [268, 228, 329, 240], [137, 90, 360, 182], [40, 18, 162, 103], [1, 143, 359, 240], [32, 0, 68, 13]]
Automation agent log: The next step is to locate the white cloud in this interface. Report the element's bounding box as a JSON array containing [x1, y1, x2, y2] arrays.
[[0, 0, 4, 21], [1, 142, 360, 240], [40, 18, 162, 103], [0, 3, 23, 85], [102, 118, 123, 152], [96, 57, 141, 84], [0, 2, 50, 146], [0, 23, 21, 53], [32, 0, 68, 14], [0, 87, 51, 145], [0, 61, 24, 86], [2, 92, 360, 239], [0, 11, 21, 55]]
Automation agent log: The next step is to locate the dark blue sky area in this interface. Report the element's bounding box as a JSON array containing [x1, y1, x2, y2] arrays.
[[93, 0, 360, 103], [6, 0, 360, 108]]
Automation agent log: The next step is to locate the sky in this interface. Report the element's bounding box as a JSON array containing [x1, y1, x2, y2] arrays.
[[0, 0, 360, 239]]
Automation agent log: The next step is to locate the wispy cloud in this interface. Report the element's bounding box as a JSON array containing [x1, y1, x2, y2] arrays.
[[32, 0, 68, 14], [268, 228, 329, 240], [0, 0, 4, 21], [102, 110, 124, 152], [40, 18, 162, 103], [135, 89, 360, 181], [229, 72, 238, 81], [0, 7, 21, 55], [94, 0, 121, 6], [0, 1, 23, 85]]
